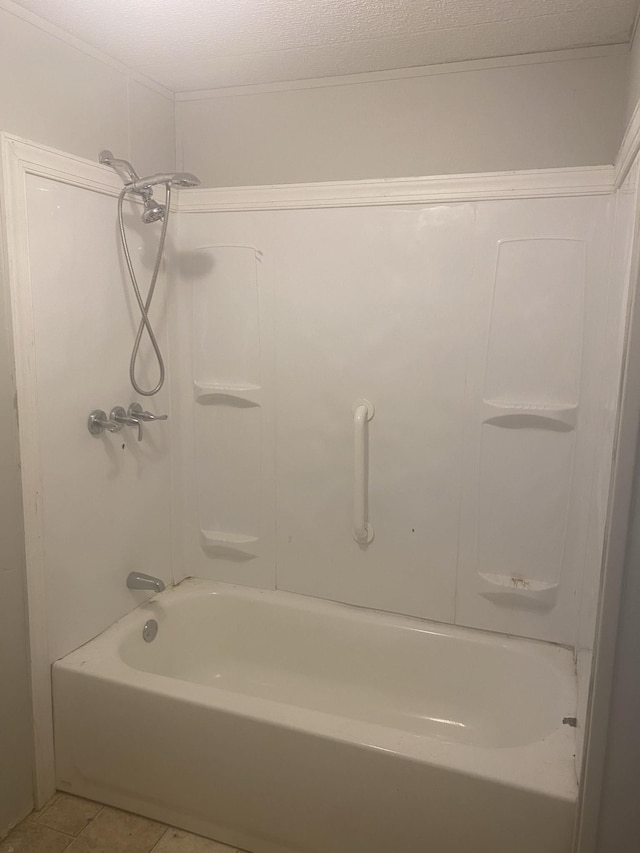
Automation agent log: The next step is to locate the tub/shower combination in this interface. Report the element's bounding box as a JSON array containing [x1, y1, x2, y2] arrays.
[[53, 578, 577, 853]]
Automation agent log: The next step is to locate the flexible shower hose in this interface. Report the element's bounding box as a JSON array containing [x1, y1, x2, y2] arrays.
[[117, 183, 172, 396]]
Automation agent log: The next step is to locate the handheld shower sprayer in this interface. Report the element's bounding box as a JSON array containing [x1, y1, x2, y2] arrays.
[[129, 172, 201, 192], [99, 151, 200, 214], [99, 149, 201, 395]]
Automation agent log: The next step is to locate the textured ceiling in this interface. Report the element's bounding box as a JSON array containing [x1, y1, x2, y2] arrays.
[[9, 0, 640, 92]]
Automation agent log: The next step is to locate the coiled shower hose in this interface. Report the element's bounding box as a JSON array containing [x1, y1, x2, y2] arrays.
[[117, 183, 172, 397]]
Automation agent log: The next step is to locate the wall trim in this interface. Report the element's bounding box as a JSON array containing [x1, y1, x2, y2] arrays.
[[0, 133, 130, 807], [1, 135, 127, 197], [178, 166, 616, 213], [615, 95, 640, 188], [175, 44, 628, 101], [575, 157, 640, 853]]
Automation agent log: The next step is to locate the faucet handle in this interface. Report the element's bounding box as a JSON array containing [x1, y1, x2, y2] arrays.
[[128, 402, 168, 422], [110, 406, 143, 442], [88, 409, 121, 436]]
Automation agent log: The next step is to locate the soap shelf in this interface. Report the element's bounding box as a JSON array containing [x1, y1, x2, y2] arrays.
[[200, 530, 259, 546], [479, 572, 559, 607], [199, 529, 259, 561], [481, 401, 577, 431], [194, 382, 261, 406]]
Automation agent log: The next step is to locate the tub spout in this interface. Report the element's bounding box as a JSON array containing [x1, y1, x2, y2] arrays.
[[127, 572, 165, 593]]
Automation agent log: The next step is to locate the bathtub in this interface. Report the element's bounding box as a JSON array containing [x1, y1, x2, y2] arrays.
[[53, 578, 577, 853]]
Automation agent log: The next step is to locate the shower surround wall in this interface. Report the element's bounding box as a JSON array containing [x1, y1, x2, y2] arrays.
[[171, 186, 621, 651], [3, 135, 635, 814], [0, 136, 174, 798]]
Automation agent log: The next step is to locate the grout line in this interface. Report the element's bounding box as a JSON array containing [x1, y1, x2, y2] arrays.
[[148, 826, 171, 852], [30, 792, 60, 824], [74, 803, 105, 838], [35, 799, 106, 844], [38, 826, 78, 839], [22, 793, 246, 853]]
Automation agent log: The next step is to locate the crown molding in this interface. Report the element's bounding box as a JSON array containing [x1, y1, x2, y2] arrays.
[[175, 44, 628, 101], [177, 166, 615, 213]]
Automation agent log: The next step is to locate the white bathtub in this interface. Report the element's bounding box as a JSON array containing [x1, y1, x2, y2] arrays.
[[53, 579, 577, 853]]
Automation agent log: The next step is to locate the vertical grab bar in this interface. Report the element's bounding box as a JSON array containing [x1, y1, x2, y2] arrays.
[[353, 399, 375, 544]]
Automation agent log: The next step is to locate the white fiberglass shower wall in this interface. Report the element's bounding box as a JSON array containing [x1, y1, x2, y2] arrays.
[[170, 184, 621, 648], [2, 134, 636, 820], [0, 137, 174, 794]]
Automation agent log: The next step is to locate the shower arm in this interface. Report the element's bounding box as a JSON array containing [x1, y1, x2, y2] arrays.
[[99, 150, 141, 188]]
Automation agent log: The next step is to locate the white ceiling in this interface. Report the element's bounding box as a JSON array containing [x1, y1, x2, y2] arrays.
[[9, 0, 640, 92]]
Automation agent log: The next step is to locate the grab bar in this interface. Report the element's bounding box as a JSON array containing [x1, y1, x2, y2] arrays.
[[353, 399, 374, 544]]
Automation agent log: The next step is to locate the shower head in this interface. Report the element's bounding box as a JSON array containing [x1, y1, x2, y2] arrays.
[[100, 150, 200, 224], [141, 195, 167, 224], [128, 172, 200, 192]]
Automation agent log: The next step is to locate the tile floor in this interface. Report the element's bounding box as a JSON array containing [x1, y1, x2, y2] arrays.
[[0, 793, 247, 853]]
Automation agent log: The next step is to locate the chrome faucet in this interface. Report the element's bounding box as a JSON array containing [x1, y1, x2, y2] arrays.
[[128, 402, 168, 423], [87, 403, 167, 441], [111, 406, 143, 441], [127, 572, 165, 593]]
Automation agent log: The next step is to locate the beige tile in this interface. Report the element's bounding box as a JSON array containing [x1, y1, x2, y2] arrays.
[[151, 827, 238, 852], [66, 806, 165, 853], [0, 821, 71, 853], [38, 795, 102, 837], [24, 792, 62, 822]]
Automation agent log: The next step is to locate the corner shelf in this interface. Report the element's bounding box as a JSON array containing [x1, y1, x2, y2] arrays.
[[200, 530, 259, 546], [479, 572, 559, 607], [199, 529, 259, 561], [194, 382, 261, 406], [481, 401, 577, 431]]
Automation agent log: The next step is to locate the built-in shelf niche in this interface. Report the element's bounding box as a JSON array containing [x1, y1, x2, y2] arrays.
[[483, 238, 585, 408], [191, 246, 264, 561], [475, 420, 575, 607], [194, 381, 261, 406], [481, 401, 577, 431], [471, 237, 586, 610]]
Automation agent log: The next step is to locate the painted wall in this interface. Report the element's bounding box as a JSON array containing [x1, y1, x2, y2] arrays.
[[595, 418, 640, 852], [0, 0, 175, 822], [176, 51, 627, 188], [0, 244, 32, 835], [0, 1, 175, 175], [624, 25, 640, 129]]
